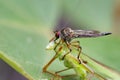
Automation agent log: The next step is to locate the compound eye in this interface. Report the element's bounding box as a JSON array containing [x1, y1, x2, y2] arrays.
[[55, 31, 60, 38]]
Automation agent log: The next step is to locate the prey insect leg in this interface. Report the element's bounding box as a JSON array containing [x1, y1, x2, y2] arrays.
[[55, 68, 72, 74], [61, 50, 72, 60], [43, 46, 63, 77], [61, 40, 75, 60], [49, 36, 56, 42], [42, 39, 63, 77], [42, 54, 60, 77], [55, 68, 77, 78]]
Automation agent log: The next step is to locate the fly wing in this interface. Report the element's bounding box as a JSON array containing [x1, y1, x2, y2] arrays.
[[72, 30, 111, 38]]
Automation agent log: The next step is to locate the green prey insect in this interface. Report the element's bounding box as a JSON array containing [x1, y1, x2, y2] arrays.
[[43, 37, 120, 80], [43, 38, 108, 80]]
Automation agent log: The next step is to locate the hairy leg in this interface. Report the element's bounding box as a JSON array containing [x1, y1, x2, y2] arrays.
[[70, 40, 82, 63]]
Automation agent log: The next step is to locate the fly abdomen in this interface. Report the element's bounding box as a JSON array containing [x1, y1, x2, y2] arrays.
[[101, 32, 112, 36], [72, 31, 112, 38]]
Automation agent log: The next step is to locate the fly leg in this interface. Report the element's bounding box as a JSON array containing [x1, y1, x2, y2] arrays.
[[70, 40, 82, 63], [75, 45, 82, 63], [62, 40, 82, 63]]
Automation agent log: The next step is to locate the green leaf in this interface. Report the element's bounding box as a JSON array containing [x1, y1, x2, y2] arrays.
[[0, 25, 48, 80], [0, 0, 120, 80], [0, 0, 60, 80]]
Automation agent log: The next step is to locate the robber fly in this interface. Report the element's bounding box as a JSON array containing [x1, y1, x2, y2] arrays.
[[50, 27, 112, 63]]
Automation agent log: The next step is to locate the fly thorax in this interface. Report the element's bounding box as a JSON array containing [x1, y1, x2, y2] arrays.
[[61, 28, 73, 42]]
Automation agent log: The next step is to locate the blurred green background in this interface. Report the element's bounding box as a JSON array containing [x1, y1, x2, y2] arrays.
[[0, 0, 120, 80]]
